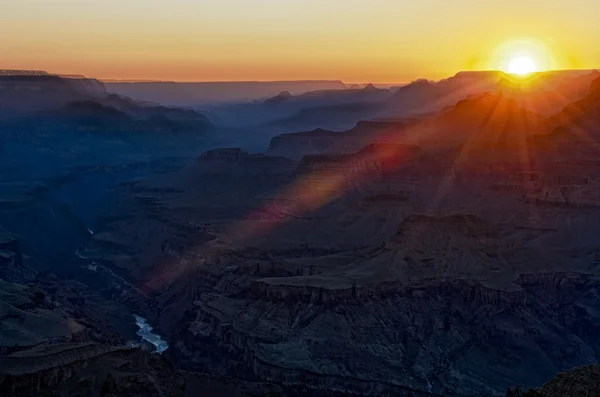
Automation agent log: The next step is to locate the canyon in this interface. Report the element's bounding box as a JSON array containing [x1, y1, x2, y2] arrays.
[[2, 69, 600, 396]]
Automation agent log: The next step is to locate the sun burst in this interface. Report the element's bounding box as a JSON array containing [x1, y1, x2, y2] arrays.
[[508, 55, 538, 75], [489, 39, 555, 77]]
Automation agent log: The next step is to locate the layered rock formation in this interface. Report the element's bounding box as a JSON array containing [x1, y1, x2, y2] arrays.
[[0, 71, 213, 136], [267, 121, 416, 160], [85, 141, 600, 395], [0, 72, 106, 115], [0, 343, 289, 397]]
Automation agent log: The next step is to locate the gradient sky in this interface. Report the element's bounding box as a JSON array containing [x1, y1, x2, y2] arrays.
[[2, 0, 599, 83]]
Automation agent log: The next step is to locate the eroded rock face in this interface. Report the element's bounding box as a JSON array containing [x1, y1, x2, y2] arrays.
[[266, 121, 413, 160], [0, 343, 289, 397], [80, 98, 600, 396], [142, 207, 600, 396], [170, 267, 599, 397]]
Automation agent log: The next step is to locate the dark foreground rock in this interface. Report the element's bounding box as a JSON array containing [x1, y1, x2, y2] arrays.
[[0, 343, 289, 397], [507, 365, 600, 397]]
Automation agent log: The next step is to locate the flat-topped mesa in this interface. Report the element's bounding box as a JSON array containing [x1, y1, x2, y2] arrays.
[[296, 143, 425, 194], [0, 74, 74, 91], [0, 73, 106, 95], [267, 128, 360, 160], [0, 72, 108, 115], [291, 144, 425, 199], [0, 70, 50, 76], [266, 121, 411, 160]]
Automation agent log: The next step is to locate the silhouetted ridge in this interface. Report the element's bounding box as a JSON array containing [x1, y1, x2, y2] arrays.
[[0, 74, 66, 83], [264, 90, 293, 107], [547, 75, 600, 133], [361, 83, 379, 92]]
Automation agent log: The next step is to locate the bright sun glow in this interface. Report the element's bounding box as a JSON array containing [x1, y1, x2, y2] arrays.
[[490, 39, 555, 76], [508, 55, 537, 75]]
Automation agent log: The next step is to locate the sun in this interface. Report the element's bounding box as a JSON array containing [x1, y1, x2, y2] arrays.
[[508, 55, 537, 75], [489, 39, 556, 77]]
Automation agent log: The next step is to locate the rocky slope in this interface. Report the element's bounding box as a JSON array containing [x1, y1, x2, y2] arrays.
[[0, 233, 289, 397], [507, 365, 600, 397]]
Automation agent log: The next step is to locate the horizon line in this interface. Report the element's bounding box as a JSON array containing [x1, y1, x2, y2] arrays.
[[2, 67, 599, 86]]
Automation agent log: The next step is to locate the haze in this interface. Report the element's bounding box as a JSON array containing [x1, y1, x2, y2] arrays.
[[3, 0, 600, 82]]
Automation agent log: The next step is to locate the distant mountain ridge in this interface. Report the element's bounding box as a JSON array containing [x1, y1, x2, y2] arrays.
[[266, 91, 546, 159], [104, 80, 348, 106], [0, 71, 213, 135], [219, 70, 599, 132]]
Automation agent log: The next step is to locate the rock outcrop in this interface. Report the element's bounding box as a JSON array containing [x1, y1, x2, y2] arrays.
[[507, 365, 600, 397], [266, 121, 414, 160]]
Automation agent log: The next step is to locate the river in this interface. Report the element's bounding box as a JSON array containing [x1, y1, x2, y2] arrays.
[[134, 315, 169, 353]]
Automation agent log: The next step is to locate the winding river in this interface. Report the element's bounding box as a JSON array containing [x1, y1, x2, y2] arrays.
[[134, 315, 169, 353]]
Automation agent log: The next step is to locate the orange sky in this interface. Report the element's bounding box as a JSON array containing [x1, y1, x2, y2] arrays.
[[2, 0, 599, 83]]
